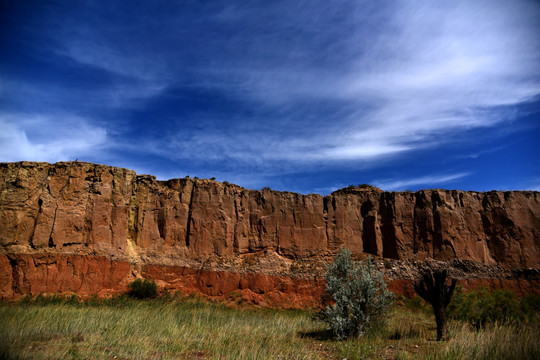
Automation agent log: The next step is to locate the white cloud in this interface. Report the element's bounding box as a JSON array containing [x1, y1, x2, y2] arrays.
[[373, 173, 471, 191], [0, 113, 108, 163], [176, 0, 540, 165], [317, 143, 410, 160], [3, 0, 538, 174]]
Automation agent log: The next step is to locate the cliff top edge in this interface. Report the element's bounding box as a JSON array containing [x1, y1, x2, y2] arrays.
[[1, 160, 538, 196]]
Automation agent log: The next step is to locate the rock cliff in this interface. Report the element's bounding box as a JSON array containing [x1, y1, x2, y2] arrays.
[[1, 161, 539, 305]]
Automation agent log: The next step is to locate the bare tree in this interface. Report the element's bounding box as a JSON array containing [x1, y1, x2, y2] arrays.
[[414, 268, 457, 341]]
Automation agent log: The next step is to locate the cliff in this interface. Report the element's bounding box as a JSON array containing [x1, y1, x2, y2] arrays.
[[1, 161, 539, 305]]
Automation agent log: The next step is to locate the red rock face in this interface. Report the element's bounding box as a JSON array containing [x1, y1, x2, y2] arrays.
[[0, 254, 131, 299], [1, 161, 539, 303]]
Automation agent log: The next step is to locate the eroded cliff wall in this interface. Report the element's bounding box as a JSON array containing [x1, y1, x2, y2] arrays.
[[1, 161, 539, 304]]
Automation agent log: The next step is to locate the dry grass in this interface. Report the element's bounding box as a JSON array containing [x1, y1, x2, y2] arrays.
[[427, 322, 540, 360], [0, 296, 538, 359]]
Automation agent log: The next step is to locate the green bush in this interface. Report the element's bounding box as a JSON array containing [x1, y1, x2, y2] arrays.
[[448, 287, 539, 327], [128, 279, 158, 299], [316, 248, 394, 339]]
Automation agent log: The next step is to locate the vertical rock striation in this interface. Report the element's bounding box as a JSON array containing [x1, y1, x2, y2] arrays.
[[1, 161, 539, 302]]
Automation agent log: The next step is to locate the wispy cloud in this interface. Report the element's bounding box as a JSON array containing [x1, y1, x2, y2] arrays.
[[60, 41, 165, 83], [453, 146, 506, 160], [0, 113, 108, 163], [131, 0, 540, 166], [1, 0, 538, 193], [373, 173, 471, 191]]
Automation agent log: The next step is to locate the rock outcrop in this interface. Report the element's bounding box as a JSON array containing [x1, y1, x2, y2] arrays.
[[1, 161, 539, 305]]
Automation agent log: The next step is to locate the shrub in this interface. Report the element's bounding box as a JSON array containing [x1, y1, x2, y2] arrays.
[[128, 279, 158, 299], [448, 287, 539, 327], [316, 248, 394, 339]]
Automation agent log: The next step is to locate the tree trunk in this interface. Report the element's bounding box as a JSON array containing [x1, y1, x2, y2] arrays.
[[433, 305, 448, 341], [413, 269, 456, 341]]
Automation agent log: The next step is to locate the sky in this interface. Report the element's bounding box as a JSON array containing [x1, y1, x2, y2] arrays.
[[1, 0, 539, 194]]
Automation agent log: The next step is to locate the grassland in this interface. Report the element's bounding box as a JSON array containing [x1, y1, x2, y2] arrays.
[[0, 295, 538, 360]]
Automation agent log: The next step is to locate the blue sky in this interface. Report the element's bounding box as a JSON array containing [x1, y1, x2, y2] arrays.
[[1, 0, 539, 194]]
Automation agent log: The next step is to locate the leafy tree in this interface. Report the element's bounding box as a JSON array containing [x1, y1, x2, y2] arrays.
[[317, 248, 394, 339], [414, 269, 456, 340]]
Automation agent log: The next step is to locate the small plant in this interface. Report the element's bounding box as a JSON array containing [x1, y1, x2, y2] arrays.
[[414, 268, 456, 341], [316, 248, 394, 339], [261, 186, 271, 191], [210, 177, 216, 180], [128, 278, 157, 299]]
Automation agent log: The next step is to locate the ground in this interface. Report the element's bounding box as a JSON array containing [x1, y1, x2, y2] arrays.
[[0, 295, 538, 359]]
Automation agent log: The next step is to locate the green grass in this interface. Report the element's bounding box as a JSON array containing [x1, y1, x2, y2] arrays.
[[0, 296, 538, 359]]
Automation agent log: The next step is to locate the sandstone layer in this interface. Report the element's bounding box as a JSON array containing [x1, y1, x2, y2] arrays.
[[1, 161, 539, 305]]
